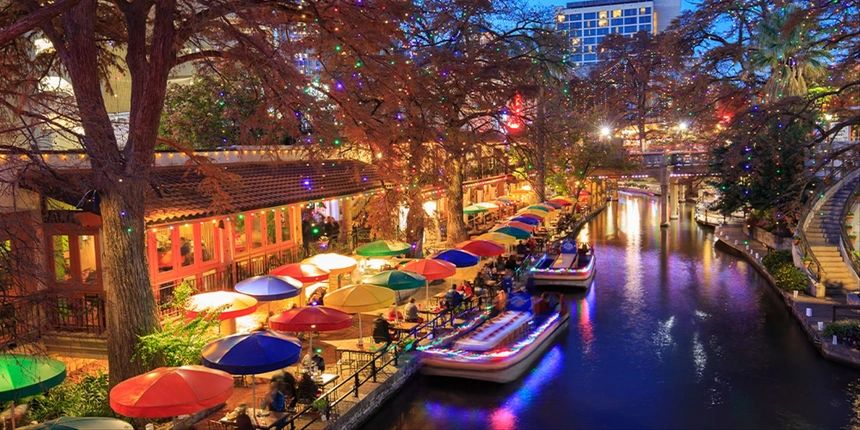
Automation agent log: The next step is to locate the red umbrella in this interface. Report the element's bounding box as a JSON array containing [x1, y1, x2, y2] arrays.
[[270, 263, 330, 283], [550, 198, 573, 207], [402, 259, 457, 281], [269, 306, 352, 352], [456, 239, 505, 257], [109, 366, 233, 418]]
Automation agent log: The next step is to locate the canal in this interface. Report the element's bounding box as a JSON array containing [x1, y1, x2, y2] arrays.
[[365, 194, 860, 429]]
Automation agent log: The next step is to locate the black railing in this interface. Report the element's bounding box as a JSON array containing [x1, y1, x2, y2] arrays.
[[840, 178, 860, 277], [283, 303, 481, 430], [832, 304, 860, 322], [44, 292, 106, 334]]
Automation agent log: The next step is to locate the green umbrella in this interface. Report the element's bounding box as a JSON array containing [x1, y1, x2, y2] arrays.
[[463, 205, 488, 215], [21, 418, 132, 430], [365, 270, 426, 291], [0, 355, 66, 402], [492, 225, 531, 240], [525, 205, 550, 212], [356, 240, 412, 257]]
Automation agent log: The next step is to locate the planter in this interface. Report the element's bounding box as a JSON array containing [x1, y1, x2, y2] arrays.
[[803, 261, 811, 269]]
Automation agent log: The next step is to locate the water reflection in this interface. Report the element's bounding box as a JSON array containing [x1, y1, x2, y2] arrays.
[[366, 195, 860, 429]]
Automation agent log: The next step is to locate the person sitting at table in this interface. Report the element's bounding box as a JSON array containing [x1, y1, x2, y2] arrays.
[[372, 313, 392, 345], [495, 255, 506, 273], [301, 350, 325, 373], [309, 287, 326, 306], [505, 254, 519, 272], [404, 297, 420, 323], [445, 285, 463, 309], [296, 372, 319, 405], [271, 370, 298, 410], [387, 302, 403, 322], [234, 403, 253, 430], [515, 240, 527, 256], [457, 282, 474, 298], [264, 381, 287, 412]]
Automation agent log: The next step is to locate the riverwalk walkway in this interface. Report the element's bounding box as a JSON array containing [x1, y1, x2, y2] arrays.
[[715, 225, 860, 366]]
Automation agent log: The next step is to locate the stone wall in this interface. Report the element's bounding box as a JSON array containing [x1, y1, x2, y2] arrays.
[[328, 354, 423, 430], [744, 225, 792, 250]]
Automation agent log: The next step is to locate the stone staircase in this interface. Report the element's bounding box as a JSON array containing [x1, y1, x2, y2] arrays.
[[806, 175, 860, 293]]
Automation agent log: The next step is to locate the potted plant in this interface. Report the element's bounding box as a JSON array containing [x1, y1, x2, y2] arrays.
[[856, 191, 860, 203], [312, 398, 330, 421], [848, 212, 855, 224], [793, 236, 801, 246], [801, 257, 812, 269], [847, 223, 854, 231], [850, 234, 857, 246]]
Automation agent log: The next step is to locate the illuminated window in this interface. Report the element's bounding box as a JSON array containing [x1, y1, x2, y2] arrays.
[[266, 211, 277, 245], [155, 227, 173, 272], [598, 19, 608, 27], [79, 235, 97, 284], [280, 210, 292, 243], [612, 10, 622, 18], [233, 216, 246, 253], [598, 11, 607, 19], [201, 222, 215, 262], [53, 235, 70, 282], [179, 224, 194, 267], [250, 214, 263, 249]]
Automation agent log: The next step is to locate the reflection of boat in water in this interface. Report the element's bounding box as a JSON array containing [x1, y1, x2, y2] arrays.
[[528, 239, 595, 287], [419, 292, 569, 383], [694, 201, 744, 227]]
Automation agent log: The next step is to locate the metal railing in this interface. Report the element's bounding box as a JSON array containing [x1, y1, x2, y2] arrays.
[[282, 303, 481, 430], [840, 178, 860, 277], [832, 304, 860, 322], [44, 292, 106, 334]]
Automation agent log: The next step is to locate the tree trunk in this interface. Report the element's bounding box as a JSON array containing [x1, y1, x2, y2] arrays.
[[404, 190, 425, 258], [445, 154, 468, 246], [533, 103, 547, 202], [101, 178, 161, 387]]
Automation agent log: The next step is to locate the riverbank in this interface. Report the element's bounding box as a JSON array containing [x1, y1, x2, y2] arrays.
[[715, 225, 860, 367]]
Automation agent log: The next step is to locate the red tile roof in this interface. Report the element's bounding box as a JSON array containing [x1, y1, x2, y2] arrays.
[[28, 159, 382, 224]]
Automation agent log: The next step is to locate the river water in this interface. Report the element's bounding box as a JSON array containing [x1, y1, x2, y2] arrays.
[[364, 195, 860, 429]]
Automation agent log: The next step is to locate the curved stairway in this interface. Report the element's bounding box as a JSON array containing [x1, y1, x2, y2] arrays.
[[805, 175, 860, 294]]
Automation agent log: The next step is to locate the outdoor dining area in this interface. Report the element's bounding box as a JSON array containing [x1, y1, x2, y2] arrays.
[[0, 195, 580, 430]]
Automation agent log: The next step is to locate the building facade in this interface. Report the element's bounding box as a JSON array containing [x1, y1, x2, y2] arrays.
[[554, 0, 681, 67]]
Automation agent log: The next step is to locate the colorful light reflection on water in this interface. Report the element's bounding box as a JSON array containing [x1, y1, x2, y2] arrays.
[[365, 196, 860, 429]]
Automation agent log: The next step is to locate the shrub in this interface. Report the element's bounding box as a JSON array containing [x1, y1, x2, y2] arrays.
[[824, 320, 860, 350], [26, 371, 118, 422], [773, 265, 808, 292], [762, 250, 793, 273]]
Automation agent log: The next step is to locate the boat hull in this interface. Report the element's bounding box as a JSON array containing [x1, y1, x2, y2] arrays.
[[421, 313, 570, 383], [530, 255, 596, 288]]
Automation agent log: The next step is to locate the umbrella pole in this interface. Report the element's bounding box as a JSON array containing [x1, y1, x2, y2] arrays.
[[252, 376, 259, 423], [358, 314, 364, 347], [10, 400, 14, 429], [425, 280, 430, 309]]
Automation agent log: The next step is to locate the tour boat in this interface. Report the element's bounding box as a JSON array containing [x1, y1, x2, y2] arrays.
[[528, 240, 595, 287], [419, 293, 569, 383]]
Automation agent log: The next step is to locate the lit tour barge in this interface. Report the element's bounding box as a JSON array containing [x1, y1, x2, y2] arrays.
[[528, 239, 596, 288], [419, 293, 570, 383]]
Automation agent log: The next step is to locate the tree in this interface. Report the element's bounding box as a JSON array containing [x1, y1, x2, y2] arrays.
[[0, 0, 413, 386]]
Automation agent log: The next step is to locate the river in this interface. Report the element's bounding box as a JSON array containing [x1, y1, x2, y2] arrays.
[[364, 194, 860, 429]]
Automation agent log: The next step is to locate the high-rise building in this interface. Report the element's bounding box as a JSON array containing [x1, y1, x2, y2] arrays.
[[554, 0, 681, 67]]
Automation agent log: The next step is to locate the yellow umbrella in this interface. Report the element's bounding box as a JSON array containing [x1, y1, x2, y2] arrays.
[[476, 232, 518, 245], [517, 209, 547, 217], [325, 284, 395, 347], [302, 253, 358, 291]]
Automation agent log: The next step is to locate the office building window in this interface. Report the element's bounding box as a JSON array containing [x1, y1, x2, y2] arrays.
[[584, 12, 595, 19], [598, 11, 607, 19], [625, 17, 637, 25], [612, 9, 622, 18], [624, 25, 637, 33], [641, 7, 651, 14], [571, 13, 581, 20], [598, 19, 608, 27], [611, 18, 623, 26], [639, 16, 651, 23], [640, 24, 652, 32], [597, 28, 608, 35]]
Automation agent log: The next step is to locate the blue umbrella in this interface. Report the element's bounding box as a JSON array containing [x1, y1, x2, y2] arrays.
[[493, 226, 532, 239], [202, 330, 302, 418], [234, 275, 302, 301], [430, 249, 480, 268], [202, 330, 302, 375], [510, 216, 541, 226]]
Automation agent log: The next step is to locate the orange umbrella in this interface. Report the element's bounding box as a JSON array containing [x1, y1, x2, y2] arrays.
[[110, 366, 233, 418]]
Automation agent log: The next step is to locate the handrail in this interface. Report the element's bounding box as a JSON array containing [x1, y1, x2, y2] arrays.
[[283, 302, 481, 430], [840, 178, 860, 277], [796, 228, 824, 281]]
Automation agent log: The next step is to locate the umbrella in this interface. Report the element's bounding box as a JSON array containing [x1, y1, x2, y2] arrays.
[[497, 221, 536, 232], [526, 205, 551, 212], [20, 418, 133, 430], [549, 198, 573, 207], [463, 205, 488, 215], [325, 284, 395, 346], [234, 275, 302, 302], [542, 201, 563, 209], [270, 263, 330, 283], [475, 232, 518, 245], [202, 330, 302, 419], [517, 208, 546, 217], [496, 198, 515, 204], [365, 270, 427, 291], [534, 203, 556, 211], [403, 259, 457, 281], [517, 212, 544, 220], [109, 366, 233, 418], [493, 226, 531, 240], [474, 202, 499, 210], [184, 291, 258, 321], [429, 249, 480, 268], [302, 253, 357, 275], [511, 216, 541, 225], [356, 240, 412, 257], [269, 306, 353, 352], [0, 355, 66, 429], [456, 239, 505, 257]]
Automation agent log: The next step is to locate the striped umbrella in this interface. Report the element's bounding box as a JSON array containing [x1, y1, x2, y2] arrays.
[[493, 226, 531, 240], [356, 240, 412, 257]]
